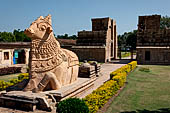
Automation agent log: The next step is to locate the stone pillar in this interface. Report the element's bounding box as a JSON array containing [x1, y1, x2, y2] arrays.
[[10, 49, 14, 65], [114, 24, 118, 59], [24, 49, 30, 65], [131, 50, 133, 59], [0, 49, 2, 64]]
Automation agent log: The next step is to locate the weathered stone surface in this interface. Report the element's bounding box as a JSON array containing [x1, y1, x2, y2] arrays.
[[0, 91, 55, 111], [90, 62, 101, 77], [73, 17, 117, 62], [137, 15, 170, 64], [0, 77, 96, 111], [79, 62, 96, 78], [78, 61, 101, 78], [24, 15, 79, 92], [43, 77, 96, 101]]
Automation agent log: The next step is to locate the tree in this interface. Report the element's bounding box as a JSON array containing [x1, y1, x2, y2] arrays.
[[0, 29, 31, 42], [0, 32, 16, 42], [160, 15, 170, 29], [13, 29, 31, 42], [126, 30, 137, 50], [118, 30, 137, 51], [56, 34, 77, 40]]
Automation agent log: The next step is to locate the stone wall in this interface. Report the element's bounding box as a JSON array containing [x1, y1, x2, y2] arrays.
[[77, 31, 107, 46], [137, 15, 170, 64], [137, 47, 170, 64], [71, 46, 106, 62], [0, 49, 12, 66], [73, 17, 117, 62]]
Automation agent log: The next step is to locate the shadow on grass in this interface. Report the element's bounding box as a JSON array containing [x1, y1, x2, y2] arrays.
[[121, 108, 170, 113], [109, 59, 133, 64]]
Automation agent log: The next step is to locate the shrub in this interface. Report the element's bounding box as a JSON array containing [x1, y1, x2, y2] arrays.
[[57, 98, 89, 113], [112, 73, 126, 88], [110, 61, 137, 79], [84, 80, 119, 113], [18, 73, 29, 80], [84, 61, 137, 113], [0, 73, 29, 91], [139, 67, 150, 72], [128, 61, 137, 71], [9, 79, 19, 85]]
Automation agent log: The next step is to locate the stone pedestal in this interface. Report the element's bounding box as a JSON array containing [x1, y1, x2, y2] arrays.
[[79, 63, 96, 78], [94, 64, 101, 77], [0, 77, 96, 112]]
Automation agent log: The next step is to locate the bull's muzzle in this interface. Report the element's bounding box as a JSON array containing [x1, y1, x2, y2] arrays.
[[24, 28, 35, 37]]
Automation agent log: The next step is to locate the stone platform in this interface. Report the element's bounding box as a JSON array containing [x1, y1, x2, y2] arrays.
[[43, 77, 96, 101], [0, 77, 96, 112]]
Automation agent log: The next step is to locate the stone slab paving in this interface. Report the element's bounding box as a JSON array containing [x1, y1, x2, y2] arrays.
[[79, 62, 127, 98]]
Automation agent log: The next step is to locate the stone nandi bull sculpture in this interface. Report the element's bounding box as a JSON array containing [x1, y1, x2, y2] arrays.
[[24, 15, 79, 92]]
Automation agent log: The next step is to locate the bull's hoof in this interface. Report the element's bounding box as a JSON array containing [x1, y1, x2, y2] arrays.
[[32, 88, 41, 93]]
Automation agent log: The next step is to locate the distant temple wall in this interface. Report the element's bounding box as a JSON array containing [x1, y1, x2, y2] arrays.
[[137, 15, 170, 64], [73, 17, 118, 62]]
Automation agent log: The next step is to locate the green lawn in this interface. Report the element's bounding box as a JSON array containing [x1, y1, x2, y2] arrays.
[[106, 65, 170, 113], [0, 73, 20, 82], [121, 52, 131, 58]]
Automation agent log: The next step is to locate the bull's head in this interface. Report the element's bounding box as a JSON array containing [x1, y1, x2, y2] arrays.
[[24, 14, 53, 40]]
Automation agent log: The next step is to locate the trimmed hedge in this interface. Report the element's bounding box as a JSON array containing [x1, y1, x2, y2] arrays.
[[84, 80, 119, 113], [84, 61, 137, 113], [0, 67, 21, 76], [110, 61, 137, 79], [0, 73, 29, 91], [57, 98, 89, 113]]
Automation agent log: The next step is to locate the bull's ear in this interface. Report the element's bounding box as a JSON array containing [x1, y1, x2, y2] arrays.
[[47, 27, 53, 34]]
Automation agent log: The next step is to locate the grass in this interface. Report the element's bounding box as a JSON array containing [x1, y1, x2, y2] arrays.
[[106, 65, 170, 113], [121, 52, 131, 58], [0, 73, 20, 82]]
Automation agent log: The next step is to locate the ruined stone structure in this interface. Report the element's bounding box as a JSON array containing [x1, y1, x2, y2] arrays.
[[72, 17, 118, 62], [24, 15, 79, 92], [0, 42, 30, 66], [137, 15, 170, 64]]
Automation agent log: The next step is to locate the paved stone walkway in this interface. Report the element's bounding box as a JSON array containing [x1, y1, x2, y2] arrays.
[[80, 62, 127, 98]]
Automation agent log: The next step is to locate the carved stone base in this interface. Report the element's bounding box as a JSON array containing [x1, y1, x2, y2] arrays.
[[0, 77, 96, 112]]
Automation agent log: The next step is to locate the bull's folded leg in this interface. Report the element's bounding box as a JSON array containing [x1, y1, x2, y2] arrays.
[[23, 79, 37, 91], [32, 72, 61, 93]]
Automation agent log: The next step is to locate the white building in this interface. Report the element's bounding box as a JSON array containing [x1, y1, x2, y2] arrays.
[[0, 42, 30, 66]]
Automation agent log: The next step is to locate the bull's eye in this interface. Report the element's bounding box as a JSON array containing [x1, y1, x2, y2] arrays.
[[40, 27, 45, 31], [40, 25, 46, 31]]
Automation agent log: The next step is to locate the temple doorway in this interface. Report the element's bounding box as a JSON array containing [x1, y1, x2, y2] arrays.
[[13, 49, 26, 64]]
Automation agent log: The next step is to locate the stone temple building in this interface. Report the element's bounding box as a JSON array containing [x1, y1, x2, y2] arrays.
[[0, 42, 30, 66], [137, 15, 170, 64], [72, 17, 118, 62]]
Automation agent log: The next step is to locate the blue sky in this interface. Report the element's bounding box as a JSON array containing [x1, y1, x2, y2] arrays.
[[0, 0, 170, 35]]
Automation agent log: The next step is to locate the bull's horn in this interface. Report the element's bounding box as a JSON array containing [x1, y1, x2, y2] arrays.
[[35, 16, 44, 21], [39, 16, 44, 20], [45, 14, 52, 25]]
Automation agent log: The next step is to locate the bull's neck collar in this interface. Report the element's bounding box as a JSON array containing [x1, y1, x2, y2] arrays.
[[31, 33, 54, 43], [31, 33, 60, 60], [31, 34, 60, 47]]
